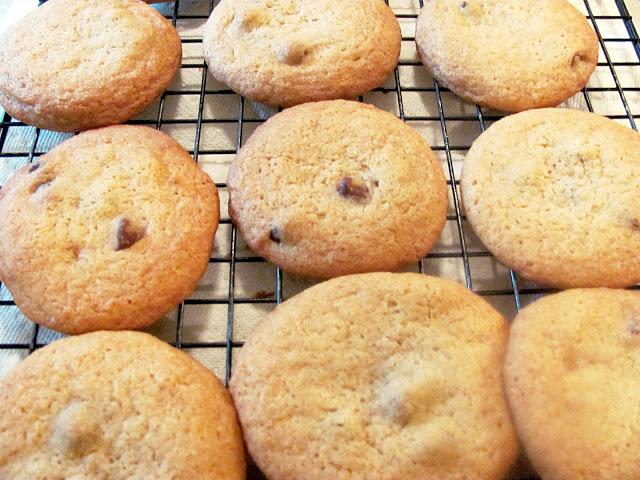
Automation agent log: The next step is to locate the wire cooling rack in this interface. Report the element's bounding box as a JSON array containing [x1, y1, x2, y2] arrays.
[[0, 0, 638, 478]]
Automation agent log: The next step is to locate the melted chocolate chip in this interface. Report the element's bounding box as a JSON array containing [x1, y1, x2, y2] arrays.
[[115, 218, 145, 251], [28, 162, 40, 173], [269, 228, 281, 244], [337, 176, 370, 203]]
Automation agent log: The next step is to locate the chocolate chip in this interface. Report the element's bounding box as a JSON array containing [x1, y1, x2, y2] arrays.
[[460, 1, 468, 8], [630, 218, 640, 231], [114, 217, 145, 251], [28, 162, 40, 173], [269, 228, 281, 244], [337, 176, 370, 203]]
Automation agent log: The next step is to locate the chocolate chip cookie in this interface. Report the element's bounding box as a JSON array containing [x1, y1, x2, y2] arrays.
[[505, 288, 640, 480], [202, 0, 401, 106], [0, 331, 245, 479], [0, 0, 181, 131], [415, 0, 598, 112], [231, 272, 518, 480], [227, 100, 448, 278], [461, 108, 640, 288], [0, 125, 219, 334]]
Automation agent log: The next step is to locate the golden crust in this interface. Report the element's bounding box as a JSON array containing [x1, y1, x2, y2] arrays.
[[461, 108, 640, 288], [415, 0, 598, 112], [505, 289, 640, 480], [227, 100, 448, 278], [0, 126, 219, 334], [231, 272, 518, 480], [202, 0, 400, 107], [0, 0, 181, 132], [0, 331, 246, 479]]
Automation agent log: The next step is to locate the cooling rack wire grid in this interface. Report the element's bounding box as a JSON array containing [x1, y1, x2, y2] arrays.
[[0, 1, 638, 478]]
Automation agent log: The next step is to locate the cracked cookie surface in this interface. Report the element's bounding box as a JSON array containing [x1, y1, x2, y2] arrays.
[[0, 331, 245, 479], [0, 125, 219, 334], [460, 108, 640, 288], [202, 0, 400, 107], [230, 272, 518, 480], [227, 100, 448, 278], [415, 0, 598, 112]]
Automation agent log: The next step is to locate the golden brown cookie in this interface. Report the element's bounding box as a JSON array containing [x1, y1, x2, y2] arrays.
[[202, 0, 401, 107], [0, 125, 219, 334], [461, 108, 640, 288], [415, 0, 598, 112], [227, 100, 448, 278], [0, 0, 181, 132], [505, 288, 640, 480], [0, 331, 245, 479], [231, 272, 518, 480]]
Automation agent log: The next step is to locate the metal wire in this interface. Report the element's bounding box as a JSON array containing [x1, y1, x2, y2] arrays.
[[0, 1, 639, 477]]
